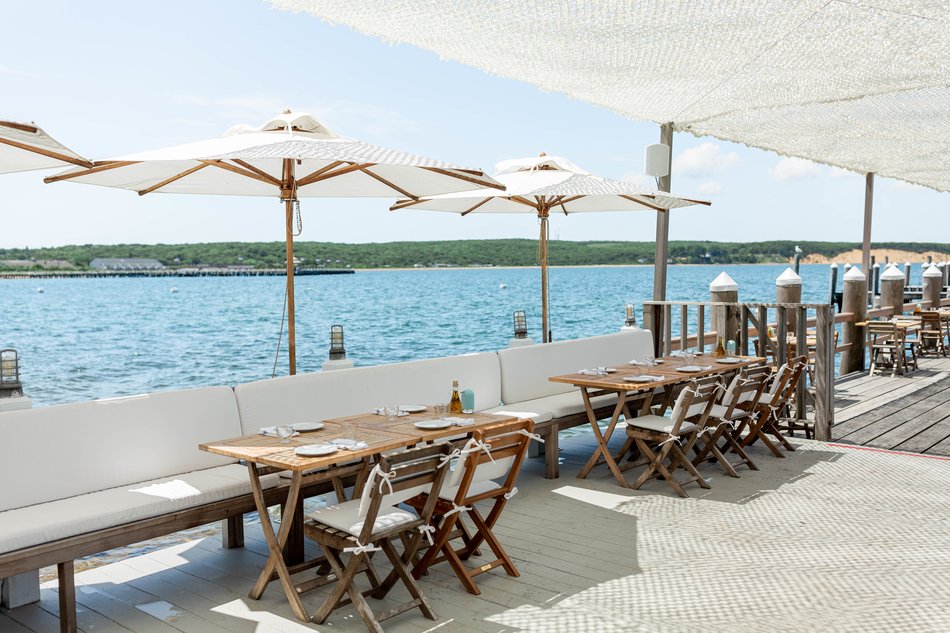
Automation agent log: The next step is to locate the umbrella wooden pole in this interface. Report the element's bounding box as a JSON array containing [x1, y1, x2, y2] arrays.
[[539, 207, 550, 343], [282, 158, 297, 375], [285, 199, 297, 375]]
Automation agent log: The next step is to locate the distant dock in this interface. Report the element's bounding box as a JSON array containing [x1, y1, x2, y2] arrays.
[[0, 268, 355, 279]]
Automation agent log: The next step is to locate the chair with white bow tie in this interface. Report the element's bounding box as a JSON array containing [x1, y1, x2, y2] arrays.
[[304, 443, 452, 633]]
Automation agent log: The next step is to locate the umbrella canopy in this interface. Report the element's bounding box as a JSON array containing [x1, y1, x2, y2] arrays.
[[0, 119, 90, 173], [46, 110, 503, 374], [391, 154, 710, 341]]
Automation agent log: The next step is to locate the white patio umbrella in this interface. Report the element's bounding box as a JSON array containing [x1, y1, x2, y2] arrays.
[[391, 154, 710, 342], [46, 110, 503, 374], [0, 119, 90, 172]]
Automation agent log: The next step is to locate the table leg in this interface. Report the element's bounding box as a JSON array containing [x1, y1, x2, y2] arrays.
[[577, 388, 628, 487], [247, 466, 310, 622]]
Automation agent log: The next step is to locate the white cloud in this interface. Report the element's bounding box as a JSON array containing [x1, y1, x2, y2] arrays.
[[770, 157, 821, 181], [673, 142, 738, 178], [697, 180, 722, 195]]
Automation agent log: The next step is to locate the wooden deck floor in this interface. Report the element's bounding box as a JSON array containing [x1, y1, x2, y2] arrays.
[[833, 355, 950, 456], [4, 431, 950, 632]]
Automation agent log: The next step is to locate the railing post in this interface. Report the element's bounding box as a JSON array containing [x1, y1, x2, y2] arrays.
[[757, 306, 769, 359], [841, 266, 868, 374], [795, 306, 807, 419], [776, 306, 788, 368], [776, 268, 802, 332], [663, 304, 673, 356], [740, 305, 750, 356], [815, 304, 835, 441], [697, 304, 706, 352], [680, 304, 689, 352]]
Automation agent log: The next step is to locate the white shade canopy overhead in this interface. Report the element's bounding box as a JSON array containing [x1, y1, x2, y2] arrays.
[[46, 110, 502, 197], [391, 154, 708, 214], [0, 120, 90, 173], [275, 0, 950, 192]]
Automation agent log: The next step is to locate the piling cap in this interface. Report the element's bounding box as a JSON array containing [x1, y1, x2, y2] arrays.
[[709, 271, 738, 292], [880, 264, 905, 281], [775, 267, 802, 287], [843, 265, 866, 281], [923, 264, 943, 278]]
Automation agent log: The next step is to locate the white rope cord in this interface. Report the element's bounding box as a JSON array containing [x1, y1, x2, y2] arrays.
[[438, 448, 462, 469], [460, 440, 495, 464], [518, 429, 544, 443], [444, 503, 472, 518], [417, 524, 436, 546], [367, 464, 396, 496], [504, 486, 519, 500], [343, 541, 381, 555]]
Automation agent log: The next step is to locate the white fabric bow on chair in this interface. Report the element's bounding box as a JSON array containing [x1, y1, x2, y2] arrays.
[[343, 541, 382, 555]]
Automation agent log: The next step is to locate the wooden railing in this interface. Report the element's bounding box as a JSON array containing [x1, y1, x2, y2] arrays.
[[642, 301, 836, 441]]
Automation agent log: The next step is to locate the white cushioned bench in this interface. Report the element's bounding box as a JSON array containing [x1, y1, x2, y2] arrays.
[[491, 331, 655, 478], [0, 387, 283, 633]]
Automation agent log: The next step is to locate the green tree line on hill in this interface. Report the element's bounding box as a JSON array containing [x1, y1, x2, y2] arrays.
[[1, 240, 948, 270]]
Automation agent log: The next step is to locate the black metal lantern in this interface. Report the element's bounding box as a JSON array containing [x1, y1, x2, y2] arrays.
[[624, 304, 637, 327], [329, 325, 346, 360], [513, 311, 528, 339], [0, 349, 22, 398]]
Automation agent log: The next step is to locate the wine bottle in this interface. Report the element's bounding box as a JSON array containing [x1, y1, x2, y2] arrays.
[[714, 335, 726, 358], [449, 380, 463, 413]]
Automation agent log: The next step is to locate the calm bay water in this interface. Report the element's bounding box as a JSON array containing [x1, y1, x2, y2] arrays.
[[0, 263, 888, 408]]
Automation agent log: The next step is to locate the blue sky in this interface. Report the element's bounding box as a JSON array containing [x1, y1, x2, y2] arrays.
[[1, 0, 947, 249]]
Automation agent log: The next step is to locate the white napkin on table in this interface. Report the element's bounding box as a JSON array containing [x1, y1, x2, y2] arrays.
[[444, 417, 474, 427], [330, 438, 369, 451]]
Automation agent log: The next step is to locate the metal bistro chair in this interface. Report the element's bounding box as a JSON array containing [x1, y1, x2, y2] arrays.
[[625, 377, 719, 498], [918, 310, 948, 357], [407, 418, 535, 595], [304, 443, 452, 633], [867, 320, 916, 375]]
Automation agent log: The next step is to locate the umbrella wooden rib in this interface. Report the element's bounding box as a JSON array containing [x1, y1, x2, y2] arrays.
[[0, 136, 93, 169], [358, 166, 418, 199]]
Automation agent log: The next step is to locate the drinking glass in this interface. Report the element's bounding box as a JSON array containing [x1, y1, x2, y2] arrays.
[[343, 421, 360, 441], [684, 349, 696, 366], [726, 340, 737, 357], [434, 403, 448, 420], [384, 405, 400, 423], [645, 356, 656, 367], [276, 425, 294, 444]]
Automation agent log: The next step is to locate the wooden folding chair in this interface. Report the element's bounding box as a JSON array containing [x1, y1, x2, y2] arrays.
[[693, 367, 770, 476], [407, 419, 535, 595], [918, 311, 948, 357], [867, 321, 916, 375], [740, 356, 806, 457], [304, 443, 452, 633], [624, 377, 719, 498]]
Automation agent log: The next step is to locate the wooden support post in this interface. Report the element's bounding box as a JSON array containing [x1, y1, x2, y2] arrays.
[[861, 173, 874, 296], [923, 264, 942, 309], [795, 306, 807, 420], [643, 303, 660, 356], [697, 304, 705, 352], [680, 304, 689, 351], [757, 306, 769, 359], [815, 305, 835, 441], [710, 272, 739, 348], [222, 515, 245, 549], [776, 307, 788, 368], [652, 122, 673, 302], [663, 304, 673, 356], [880, 265, 905, 317], [828, 263, 839, 308], [739, 305, 750, 355], [57, 561, 76, 633], [841, 266, 868, 374]]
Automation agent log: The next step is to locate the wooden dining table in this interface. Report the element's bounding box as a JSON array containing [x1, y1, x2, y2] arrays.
[[549, 354, 765, 489], [200, 408, 519, 623]]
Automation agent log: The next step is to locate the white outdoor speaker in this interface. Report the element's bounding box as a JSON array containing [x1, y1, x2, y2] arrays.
[[644, 143, 670, 178]]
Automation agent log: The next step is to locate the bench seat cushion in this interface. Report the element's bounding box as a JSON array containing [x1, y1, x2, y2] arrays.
[[0, 464, 278, 555], [489, 391, 617, 423]]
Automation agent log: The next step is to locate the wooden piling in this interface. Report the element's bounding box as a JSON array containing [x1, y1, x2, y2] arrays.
[[880, 264, 905, 317], [710, 272, 739, 348], [923, 264, 943, 309], [840, 266, 868, 375], [776, 267, 802, 332]]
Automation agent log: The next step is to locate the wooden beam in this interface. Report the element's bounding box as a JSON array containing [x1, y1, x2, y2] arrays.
[[0, 136, 93, 169], [460, 197, 493, 216], [43, 160, 138, 184], [296, 162, 372, 187], [653, 122, 673, 301], [422, 166, 506, 191], [0, 120, 39, 134], [138, 163, 209, 195], [202, 160, 279, 187], [231, 159, 281, 186], [390, 198, 427, 211], [294, 160, 343, 186], [619, 194, 666, 212], [358, 166, 418, 199]]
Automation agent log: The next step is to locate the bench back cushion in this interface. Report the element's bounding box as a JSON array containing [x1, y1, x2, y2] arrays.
[[234, 352, 502, 435], [497, 331, 655, 404], [0, 386, 242, 512]]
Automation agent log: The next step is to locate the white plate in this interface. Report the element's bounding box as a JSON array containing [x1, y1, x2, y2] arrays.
[[676, 365, 706, 373], [294, 444, 337, 457], [292, 422, 325, 432], [715, 358, 743, 365], [603, 367, 618, 373], [400, 404, 427, 413], [414, 419, 452, 430], [624, 375, 659, 383], [654, 359, 665, 364]]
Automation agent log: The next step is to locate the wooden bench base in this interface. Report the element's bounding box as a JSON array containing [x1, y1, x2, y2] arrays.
[[536, 405, 617, 479]]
